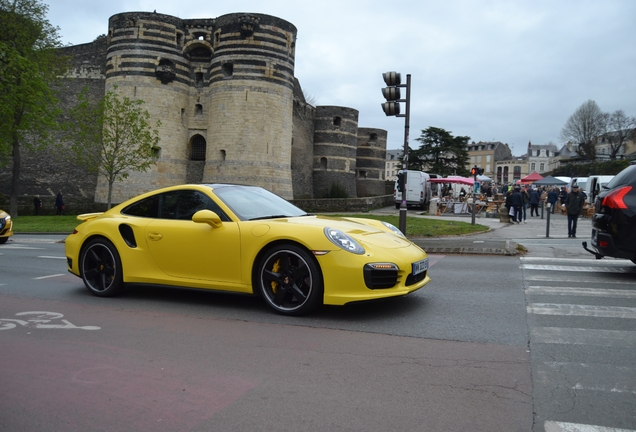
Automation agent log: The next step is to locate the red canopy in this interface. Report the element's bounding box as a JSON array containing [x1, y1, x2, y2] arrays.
[[520, 172, 543, 183], [429, 176, 474, 186]]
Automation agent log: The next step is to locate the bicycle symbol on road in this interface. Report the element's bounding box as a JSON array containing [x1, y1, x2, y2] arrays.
[[0, 311, 101, 331]]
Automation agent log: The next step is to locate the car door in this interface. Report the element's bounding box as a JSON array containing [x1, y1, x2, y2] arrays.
[[144, 190, 242, 286]]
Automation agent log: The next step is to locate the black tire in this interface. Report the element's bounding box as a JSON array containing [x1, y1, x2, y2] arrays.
[[395, 203, 400, 209], [255, 244, 323, 316], [80, 238, 124, 297], [0, 237, 8, 244]]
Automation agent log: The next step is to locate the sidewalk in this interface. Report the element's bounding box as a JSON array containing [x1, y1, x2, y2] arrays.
[[371, 206, 592, 256]]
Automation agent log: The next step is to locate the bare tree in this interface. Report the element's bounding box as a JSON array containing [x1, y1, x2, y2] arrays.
[[560, 100, 607, 161], [604, 110, 636, 159]]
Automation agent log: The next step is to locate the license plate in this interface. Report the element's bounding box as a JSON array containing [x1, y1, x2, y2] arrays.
[[412, 258, 428, 275]]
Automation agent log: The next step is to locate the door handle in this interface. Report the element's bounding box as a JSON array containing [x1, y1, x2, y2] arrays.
[[148, 232, 163, 241]]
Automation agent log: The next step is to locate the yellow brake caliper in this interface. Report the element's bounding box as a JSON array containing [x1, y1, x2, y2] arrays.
[[270, 259, 281, 293]]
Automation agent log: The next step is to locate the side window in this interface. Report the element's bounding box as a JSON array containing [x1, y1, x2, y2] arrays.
[[121, 195, 160, 217], [176, 190, 230, 221], [160, 191, 180, 219], [121, 190, 230, 221]]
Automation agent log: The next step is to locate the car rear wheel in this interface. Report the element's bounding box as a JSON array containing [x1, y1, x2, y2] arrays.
[[80, 238, 124, 297], [256, 244, 323, 316]]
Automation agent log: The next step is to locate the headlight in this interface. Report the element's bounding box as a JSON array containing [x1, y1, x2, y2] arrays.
[[324, 227, 365, 255], [4, 215, 10, 221], [382, 221, 405, 238]]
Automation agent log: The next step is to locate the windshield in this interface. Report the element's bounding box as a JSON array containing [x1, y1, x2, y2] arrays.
[[606, 165, 636, 190], [211, 185, 308, 221]]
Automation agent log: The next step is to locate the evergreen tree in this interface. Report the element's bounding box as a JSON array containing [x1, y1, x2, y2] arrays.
[[413, 127, 470, 176]]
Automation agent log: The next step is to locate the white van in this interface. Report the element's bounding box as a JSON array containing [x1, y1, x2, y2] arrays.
[[586, 175, 615, 204], [394, 170, 432, 209]]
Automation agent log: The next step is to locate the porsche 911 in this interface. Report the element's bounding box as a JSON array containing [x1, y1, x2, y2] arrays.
[[65, 184, 431, 315]]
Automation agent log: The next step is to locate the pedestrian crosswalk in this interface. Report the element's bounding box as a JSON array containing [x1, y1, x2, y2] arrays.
[[520, 256, 636, 432]]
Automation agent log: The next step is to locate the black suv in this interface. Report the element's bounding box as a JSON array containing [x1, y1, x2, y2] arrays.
[[583, 163, 636, 264]]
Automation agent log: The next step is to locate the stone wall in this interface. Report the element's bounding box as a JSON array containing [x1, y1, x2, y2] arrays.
[[291, 83, 316, 198], [291, 195, 394, 213], [312, 106, 359, 198], [356, 128, 388, 197]]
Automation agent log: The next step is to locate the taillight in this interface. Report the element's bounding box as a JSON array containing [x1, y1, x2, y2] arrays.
[[601, 186, 631, 209]]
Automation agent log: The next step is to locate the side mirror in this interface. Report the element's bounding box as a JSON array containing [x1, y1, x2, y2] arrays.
[[192, 209, 223, 228]]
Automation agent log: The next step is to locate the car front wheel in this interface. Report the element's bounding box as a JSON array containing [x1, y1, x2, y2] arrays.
[[80, 238, 124, 297], [256, 244, 323, 316]]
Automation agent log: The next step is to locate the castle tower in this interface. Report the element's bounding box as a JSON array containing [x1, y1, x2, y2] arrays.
[[312, 106, 359, 198], [98, 11, 297, 203], [202, 14, 297, 199], [356, 128, 388, 197]]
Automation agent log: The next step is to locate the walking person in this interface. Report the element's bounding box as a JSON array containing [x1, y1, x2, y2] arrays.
[[33, 195, 42, 215], [505, 189, 514, 223], [521, 186, 529, 223], [559, 186, 568, 206], [565, 184, 586, 238], [547, 187, 559, 213], [510, 187, 524, 224], [55, 191, 65, 215], [529, 187, 540, 217]]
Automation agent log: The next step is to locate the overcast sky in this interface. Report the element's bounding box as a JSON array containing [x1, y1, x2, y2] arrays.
[[46, 0, 636, 155]]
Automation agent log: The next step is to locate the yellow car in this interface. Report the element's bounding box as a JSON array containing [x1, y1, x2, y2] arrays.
[[0, 209, 13, 244], [65, 184, 431, 315]]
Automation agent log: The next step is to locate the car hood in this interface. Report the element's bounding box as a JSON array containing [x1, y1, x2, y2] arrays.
[[274, 215, 414, 249]]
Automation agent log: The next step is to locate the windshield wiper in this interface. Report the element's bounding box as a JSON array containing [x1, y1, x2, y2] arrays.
[[249, 215, 290, 221]]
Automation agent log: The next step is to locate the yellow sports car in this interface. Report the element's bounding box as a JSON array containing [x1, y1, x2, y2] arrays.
[[0, 209, 13, 244], [65, 184, 430, 315]]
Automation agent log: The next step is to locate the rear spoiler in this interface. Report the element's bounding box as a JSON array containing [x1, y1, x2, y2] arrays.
[[76, 213, 103, 222]]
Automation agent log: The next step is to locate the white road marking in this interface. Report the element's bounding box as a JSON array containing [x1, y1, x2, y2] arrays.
[[531, 327, 636, 348], [524, 275, 635, 285], [0, 311, 100, 330], [33, 274, 66, 280], [522, 264, 635, 273], [521, 256, 632, 265], [545, 421, 636, 432], [528, 303, 636, 319], [526, 286, 636, 298], [38, 256, 66, 260], [0, 245, 44, 250]]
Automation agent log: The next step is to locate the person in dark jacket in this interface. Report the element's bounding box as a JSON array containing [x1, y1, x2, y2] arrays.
[[33, 195, 42, 215], [510, 187, 524, 224], [529, 187, 540, 217], [559, 186, 568, 205], [547, 187, 559, 213], [55, 192, 64, 215], [504, 190, 514, 223], [565, 184, 586, 238]]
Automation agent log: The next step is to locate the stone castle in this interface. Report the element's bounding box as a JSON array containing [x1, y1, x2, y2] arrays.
[[0, 11, 389, 208]]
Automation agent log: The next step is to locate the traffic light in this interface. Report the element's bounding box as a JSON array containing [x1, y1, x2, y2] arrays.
[[396, 171, 405, 192], [381, 71, 402, 116], [471, 166, 484, 176]]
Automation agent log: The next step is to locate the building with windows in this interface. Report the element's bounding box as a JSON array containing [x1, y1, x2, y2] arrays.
[[385, 149, 402, 182], [495, 155, 528, 185], [527, 141, 558, 174], [466, 141, 512, 178]]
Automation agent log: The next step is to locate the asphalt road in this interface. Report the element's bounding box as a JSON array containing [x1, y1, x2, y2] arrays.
[[1, 235, 532, 431], [1, 209, 634, 431]]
